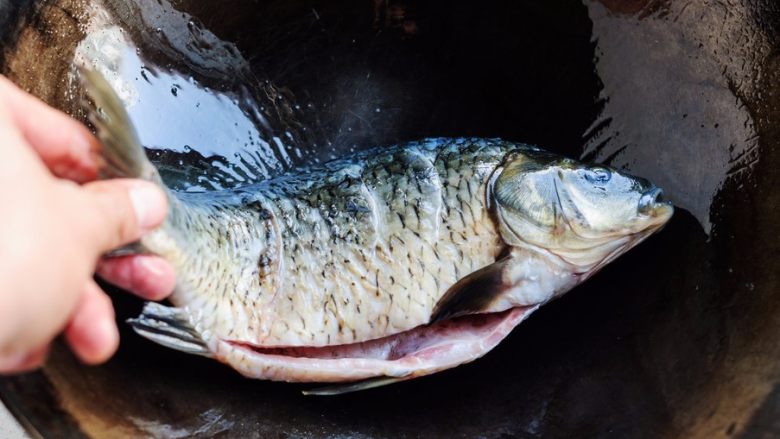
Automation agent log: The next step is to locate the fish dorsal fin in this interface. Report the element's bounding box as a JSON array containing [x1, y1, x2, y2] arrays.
[[127, 302, 212, 357], [429, 256, 513, 324]]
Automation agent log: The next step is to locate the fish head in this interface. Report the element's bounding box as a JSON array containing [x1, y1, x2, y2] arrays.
[[492, 149, 673, 272]]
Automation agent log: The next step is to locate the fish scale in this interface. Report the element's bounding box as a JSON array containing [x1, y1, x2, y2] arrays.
[[142, 139, 512, 347]]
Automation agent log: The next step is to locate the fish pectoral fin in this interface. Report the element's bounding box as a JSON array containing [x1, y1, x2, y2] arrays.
[[127, 302, 212, 357], [302, 376, 413, 396], [429, 256, 512, 324]]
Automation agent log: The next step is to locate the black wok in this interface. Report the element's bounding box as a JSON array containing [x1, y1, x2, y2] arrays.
[[0, 0, 778, 437]]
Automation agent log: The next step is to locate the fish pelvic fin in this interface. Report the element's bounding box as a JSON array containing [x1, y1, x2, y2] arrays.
[[303, 376, 414, 396], [78, 67, 160, 183], [127, 302, 212, 357]]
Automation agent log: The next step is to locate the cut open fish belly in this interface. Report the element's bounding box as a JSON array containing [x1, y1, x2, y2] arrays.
[[216, 306, 538, 382], [82, 68, 674, 390]]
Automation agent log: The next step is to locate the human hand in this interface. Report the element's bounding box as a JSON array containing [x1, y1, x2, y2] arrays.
[[0, 76, 175, 373]]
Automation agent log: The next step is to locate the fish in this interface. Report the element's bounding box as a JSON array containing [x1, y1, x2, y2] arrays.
[[81, 69, 673, 394]]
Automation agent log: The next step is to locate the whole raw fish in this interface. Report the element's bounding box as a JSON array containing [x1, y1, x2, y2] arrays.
[[82, 69, 673, 394]]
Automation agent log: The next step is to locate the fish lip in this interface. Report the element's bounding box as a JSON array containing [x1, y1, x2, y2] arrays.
[[638, 187, 673, 217]]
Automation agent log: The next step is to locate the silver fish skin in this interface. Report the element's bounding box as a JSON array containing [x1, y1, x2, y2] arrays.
[[81, 68, 673, 388], [148, 138, 530, 347]]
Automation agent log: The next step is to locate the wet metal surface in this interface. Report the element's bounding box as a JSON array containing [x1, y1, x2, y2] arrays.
[[0, 0, 779, 437]]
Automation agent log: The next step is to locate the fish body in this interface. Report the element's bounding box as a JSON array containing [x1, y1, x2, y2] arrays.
[[152, 139, 539, 347], [82, 69, 673, 390]]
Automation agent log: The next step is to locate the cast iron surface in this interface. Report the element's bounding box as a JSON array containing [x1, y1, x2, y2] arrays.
[[0, 0, 778, 437]]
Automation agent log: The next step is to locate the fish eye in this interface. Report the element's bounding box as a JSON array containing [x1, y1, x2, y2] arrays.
[[584, 167, 611, 185]]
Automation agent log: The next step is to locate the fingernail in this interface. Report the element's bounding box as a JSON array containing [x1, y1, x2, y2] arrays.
[[69, 128, 100, 169], [138, 257, 165, 277], [71, 129, 94, 157], [93, 317, 119, 361], [129, 184, 166, 231]]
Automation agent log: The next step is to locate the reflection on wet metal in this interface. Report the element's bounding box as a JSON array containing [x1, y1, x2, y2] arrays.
[[75, 0, 320, 191], [584, 0, 763, 233], [131, 408, 234, 438], [0, 0, 779, 438]]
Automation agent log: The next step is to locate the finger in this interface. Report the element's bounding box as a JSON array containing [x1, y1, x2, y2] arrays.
[[0, 344, 50, 374], [0, 75, 102, 182], [97, 255, 176, 301], [78, 179, 167, 254], [64, 281, 119, 365]]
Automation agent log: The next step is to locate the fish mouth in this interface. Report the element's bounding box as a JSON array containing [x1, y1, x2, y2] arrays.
[[638, 187, 674, 219], [221, 306, 538, 384]]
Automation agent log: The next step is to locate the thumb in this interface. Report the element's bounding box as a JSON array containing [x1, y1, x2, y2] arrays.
[[78, 179, 167, 254]]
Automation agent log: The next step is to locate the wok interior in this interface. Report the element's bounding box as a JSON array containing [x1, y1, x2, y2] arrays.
[[0, 0, 779, 437]]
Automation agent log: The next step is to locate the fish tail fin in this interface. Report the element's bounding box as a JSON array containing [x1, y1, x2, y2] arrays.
[[78, 67, 160, 183], [127, 302, 212, 357], [80, 67, 176, 255]]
